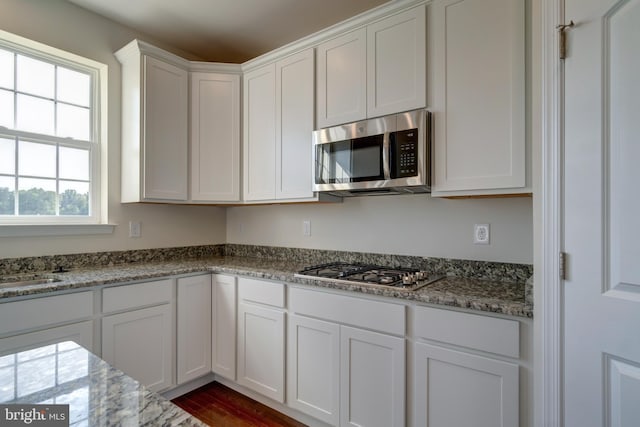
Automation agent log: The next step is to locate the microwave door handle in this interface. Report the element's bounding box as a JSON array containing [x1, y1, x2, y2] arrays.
[[383, 132, 391, 180]]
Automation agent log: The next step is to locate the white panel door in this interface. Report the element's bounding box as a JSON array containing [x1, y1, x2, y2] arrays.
[[190, 72, 240, 202], [143, 55, 188, 201], [316, 28, 367, 128], [287, 314, 340, 425], [212, 274, 237, 380], [276, 48, 315, 200], [367, 4, 426, 117], [563, 0, 640, 426], [340, 326, 405, 427], [237, 302, 285, 402], [177, 275, 212, 384], [414, 342, 519, 427], [243, 64, 276, 201], [430, 0, 526, 195], [102, 304, 173, 392]]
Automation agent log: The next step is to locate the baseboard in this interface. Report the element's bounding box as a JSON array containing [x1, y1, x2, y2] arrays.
[[161, 373, 216, 400]]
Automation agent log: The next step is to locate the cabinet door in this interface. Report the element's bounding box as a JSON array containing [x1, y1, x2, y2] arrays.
[[143, 55, 188, 201], [430, 0, 526, 196], [367, 5, 426, 117], [414, 342, 519, 427], [212, 274, 237, 380], [287, 314, 340, 425], [243, 64, 277, 201], [190, 72, 241, 202], [276, 49, 315, 200], [0, 321, 93, 356], [177, 275, 212, 384], [340, 326, 405, 427], [317, 28, 367, 128], [237, 302, 285, 402], [102, 304, 173, 392]]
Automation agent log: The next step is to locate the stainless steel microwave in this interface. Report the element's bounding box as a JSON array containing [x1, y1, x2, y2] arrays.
[[312, 109, 431, 196]]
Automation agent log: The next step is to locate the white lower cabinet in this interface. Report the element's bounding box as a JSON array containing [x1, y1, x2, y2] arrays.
[[0, 291, 95, 355], [0, 321, 94, 356], [236, 278, 286, 402], [288, 287, 406, 427], [414, 342, 519, 427], [412, 306, 520, 427], [101, 280, 174, 393], [340, 326, 405, 427], [237, 301, 285, 402], [102, 305, 173, 392], [177, 274, 212, 384], [211, 274, 237, 380], [287, 314, 340, 425]]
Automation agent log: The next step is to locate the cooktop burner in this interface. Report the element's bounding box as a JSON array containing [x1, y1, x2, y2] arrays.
[[295, 263, 443, 290]]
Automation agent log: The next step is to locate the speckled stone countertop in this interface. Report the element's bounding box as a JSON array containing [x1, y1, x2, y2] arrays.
[[0, 254, 532, 318], [0, 341, 206, 426]]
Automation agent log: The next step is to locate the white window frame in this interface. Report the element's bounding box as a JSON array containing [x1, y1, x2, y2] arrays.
[[0, 30, 111, 236]]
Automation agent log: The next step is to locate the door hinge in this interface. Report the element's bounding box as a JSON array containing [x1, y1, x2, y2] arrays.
[[557, 21, 575, 60], [559, 252, 567, 280]]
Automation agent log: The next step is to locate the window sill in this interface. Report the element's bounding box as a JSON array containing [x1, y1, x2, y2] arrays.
[[0, 224, 116, 237]]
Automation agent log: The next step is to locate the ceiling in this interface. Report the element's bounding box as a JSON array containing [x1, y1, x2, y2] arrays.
[[66, 0, 391, 63]]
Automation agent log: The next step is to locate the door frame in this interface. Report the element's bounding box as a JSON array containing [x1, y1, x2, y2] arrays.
[[538, 0, 564, 426]]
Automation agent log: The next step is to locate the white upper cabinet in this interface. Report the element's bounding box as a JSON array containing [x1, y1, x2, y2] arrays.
[[430, 0, 528, 196], [243, 63, 277, 201], [190, 71, 241, 202], [276, 49, 315, 200], [317, 4, 426, 128], [116, 41, 189, 203], [367, 5, 426, 118], [243, 49, 323, 203], [316, 28, 367, 129]]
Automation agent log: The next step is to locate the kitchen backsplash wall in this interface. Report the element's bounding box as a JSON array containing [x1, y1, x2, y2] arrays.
[[227, 195, 533, 264], [0, 0, 227, 259]]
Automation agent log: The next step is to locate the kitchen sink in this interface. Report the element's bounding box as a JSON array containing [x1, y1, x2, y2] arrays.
[[0, 276, 62, 289]]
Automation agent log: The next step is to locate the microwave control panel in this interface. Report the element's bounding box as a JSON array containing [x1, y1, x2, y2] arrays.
[[391, 129, 418, 178]]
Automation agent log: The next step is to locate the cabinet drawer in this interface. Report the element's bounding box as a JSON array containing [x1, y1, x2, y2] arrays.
[[238, 277, 285, 308], [103, 279, 173, 313], [289, 287, 405, 336], [0, 292, 94, 336], [414, 306, 519, 358]]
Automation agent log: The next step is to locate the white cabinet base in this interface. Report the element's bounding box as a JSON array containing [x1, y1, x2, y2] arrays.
[[414, 342, 519, 427], [340, 326, 405, 427], [237, 302, 285, 402], [0, 321, 94, 356], [212, 274, 237, 380], [177, 275, 212, 384], [287, 314, 340, 425], [102, 304, 173, 393]]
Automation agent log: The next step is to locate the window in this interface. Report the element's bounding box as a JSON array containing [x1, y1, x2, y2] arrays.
[[0, 30, 106, 227]]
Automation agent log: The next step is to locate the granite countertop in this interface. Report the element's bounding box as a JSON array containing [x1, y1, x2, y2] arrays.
[[0, 341, 206, 426], [0, 255, 532, 318]]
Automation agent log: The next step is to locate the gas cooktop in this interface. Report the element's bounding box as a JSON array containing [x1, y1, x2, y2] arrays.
[[294, 262, 443, 291]]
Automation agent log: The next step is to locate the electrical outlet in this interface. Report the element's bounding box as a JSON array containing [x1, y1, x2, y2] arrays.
[[303, 220, 311, 237], [129, 221, 141, 238], [474, 224, 490, 245]]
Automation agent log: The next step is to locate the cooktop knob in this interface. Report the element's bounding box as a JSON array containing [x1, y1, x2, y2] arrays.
[[402, 274, 416, 285]]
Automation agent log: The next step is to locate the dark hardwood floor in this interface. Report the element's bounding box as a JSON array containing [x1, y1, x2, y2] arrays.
[[172, 382, 307, 427]]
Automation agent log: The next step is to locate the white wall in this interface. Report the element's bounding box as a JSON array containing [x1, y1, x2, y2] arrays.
[[0, 0, 226, 258], [227, 195, 533, 264]]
